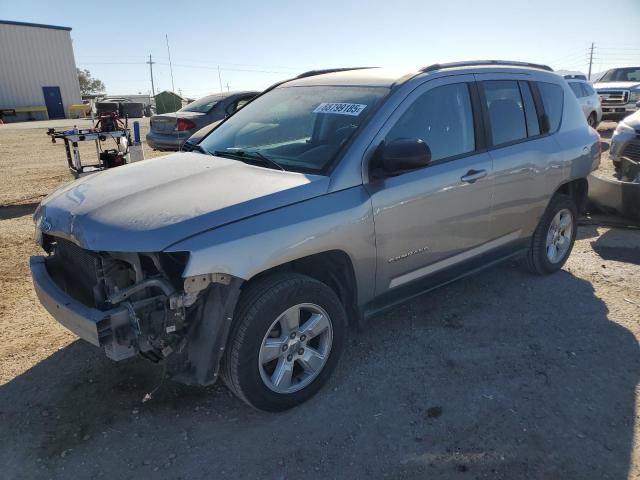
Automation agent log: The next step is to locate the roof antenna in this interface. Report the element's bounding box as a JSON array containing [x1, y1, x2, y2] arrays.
[[166, 34, 183, 152]]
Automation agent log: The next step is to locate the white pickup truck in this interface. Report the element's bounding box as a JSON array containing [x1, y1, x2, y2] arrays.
[[594, 67, 640, 119]]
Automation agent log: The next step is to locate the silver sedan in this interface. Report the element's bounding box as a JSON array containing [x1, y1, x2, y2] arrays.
[[146, 91, 258, 151]]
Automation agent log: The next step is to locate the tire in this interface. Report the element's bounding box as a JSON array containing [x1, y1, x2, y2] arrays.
[[222, 272, 347, 411], [525, 193, 578, 275]]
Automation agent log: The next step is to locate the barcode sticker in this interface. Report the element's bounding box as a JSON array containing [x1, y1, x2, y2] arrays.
[[313, 103, 367, 116]]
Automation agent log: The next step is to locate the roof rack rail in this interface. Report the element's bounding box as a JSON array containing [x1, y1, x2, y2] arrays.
[[563, 74, 587, 80], [294, 67, 375, 79], [261, 67, 377, 98], [420, 60, 553, 73]]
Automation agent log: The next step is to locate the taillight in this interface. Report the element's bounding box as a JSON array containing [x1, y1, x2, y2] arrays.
[[176, 118, 196, 131]]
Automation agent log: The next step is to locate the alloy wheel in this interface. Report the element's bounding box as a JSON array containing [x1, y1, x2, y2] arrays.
[[258, 303, 333, 394], [545, 208, 574, 263]]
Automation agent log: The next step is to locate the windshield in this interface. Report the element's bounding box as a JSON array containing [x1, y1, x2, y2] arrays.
[[599, 68, 640, 83], [199, 85, 389, 173], [180, 96, 220, 113]]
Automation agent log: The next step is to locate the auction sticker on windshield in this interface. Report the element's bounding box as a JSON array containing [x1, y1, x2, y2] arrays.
[[313, 103, 367, 116]]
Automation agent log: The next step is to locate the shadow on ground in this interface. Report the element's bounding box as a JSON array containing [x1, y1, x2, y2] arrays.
[[579, 221, 640, 265], [0, 202, 39, 220], [593, 243, 640, 265], [0, 263, 637, 479]]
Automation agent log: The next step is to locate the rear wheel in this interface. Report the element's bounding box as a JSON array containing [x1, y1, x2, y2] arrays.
[[222, 273, 347, 411], [525, 194, 577, 275]]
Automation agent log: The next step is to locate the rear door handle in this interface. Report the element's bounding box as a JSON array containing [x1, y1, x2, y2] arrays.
[[460, 169, 487, 183]]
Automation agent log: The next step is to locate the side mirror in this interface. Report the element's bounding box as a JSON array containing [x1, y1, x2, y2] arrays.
[[377, 138, 431, 176]]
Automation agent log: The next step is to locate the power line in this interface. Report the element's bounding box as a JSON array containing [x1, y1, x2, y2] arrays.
[[595, 46, 640, 51], [156, 62, 298, 74], [77, 58, 305, 71], [79, 61, 146, 65], [76, 60, 298, 75], [548, 49, 591, 64], [153, 56, 304, 71]]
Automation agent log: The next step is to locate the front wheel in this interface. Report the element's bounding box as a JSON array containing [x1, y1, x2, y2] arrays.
[[525, 193, 577, 275], [222, 273, 347, 411]]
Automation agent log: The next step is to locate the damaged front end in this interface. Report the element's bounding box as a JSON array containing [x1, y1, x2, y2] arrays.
[[30, 235, 241, 386]]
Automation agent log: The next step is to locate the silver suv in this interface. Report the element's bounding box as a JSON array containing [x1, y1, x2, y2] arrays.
[[31, 61, 600, 411]]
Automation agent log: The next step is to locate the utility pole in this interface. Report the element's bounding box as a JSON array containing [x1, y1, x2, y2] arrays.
[[225, 83, 230, 92], [587, 42, 594, 81], [217, 66, 223, 93], [146, 54, 156, 98]]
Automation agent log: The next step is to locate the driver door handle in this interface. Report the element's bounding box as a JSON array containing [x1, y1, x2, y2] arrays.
[[460, 169, 487, 183]]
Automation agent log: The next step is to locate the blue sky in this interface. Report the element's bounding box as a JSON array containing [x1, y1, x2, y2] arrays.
[[2, 0, 639, 98]]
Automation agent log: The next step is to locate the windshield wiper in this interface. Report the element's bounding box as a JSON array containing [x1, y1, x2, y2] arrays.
[[213, 149, 285, 171], [189, 144, 213, 155]]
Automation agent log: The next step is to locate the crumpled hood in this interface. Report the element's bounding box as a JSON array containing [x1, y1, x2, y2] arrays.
[[594, 81, 640, 91], [35, 152, 329, 252]]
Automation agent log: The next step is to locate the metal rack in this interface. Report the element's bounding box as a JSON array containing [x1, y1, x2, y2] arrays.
[[47, 114, 132, 178]]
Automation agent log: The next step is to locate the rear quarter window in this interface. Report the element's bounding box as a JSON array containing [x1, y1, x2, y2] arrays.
[[568, 82, 583, 98], [583, 83, 596, 96], [537, 82, 564, 133]]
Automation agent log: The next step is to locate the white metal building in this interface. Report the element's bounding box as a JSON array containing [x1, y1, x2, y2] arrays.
[[0, 20, 82, 122]]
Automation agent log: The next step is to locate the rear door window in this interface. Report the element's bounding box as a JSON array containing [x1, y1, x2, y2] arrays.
[[568, 82, 583, 98], [483, 80, 527, 146], [537, 82, 564, 133], [385, 83, 475, 163], [582, 83, 596, 96]]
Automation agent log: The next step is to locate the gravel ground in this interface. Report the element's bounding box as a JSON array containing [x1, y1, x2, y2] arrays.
[[0, 118, 639, 479]]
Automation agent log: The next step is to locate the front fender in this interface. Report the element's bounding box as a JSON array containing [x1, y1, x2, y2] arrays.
[[165, 186, 377, 308]]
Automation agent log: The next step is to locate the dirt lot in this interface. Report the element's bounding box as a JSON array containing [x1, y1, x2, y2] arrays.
[[0, 119, 639, 479]]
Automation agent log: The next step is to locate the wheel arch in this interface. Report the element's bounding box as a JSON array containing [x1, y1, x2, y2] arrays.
[[243, 249, 361, 327], [555, 177, 588, 214]]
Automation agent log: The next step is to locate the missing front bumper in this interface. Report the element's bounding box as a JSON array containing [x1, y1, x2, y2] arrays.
[[30, 256, 124, 347], [30, 255, 161, 361]]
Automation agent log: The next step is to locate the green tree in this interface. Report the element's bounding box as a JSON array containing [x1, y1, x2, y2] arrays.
[[77, 68, 105, 95]]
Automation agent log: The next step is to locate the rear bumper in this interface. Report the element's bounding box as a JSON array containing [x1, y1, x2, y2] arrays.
[[146, 131, 191, 151], [30, 256, 129, 351]]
